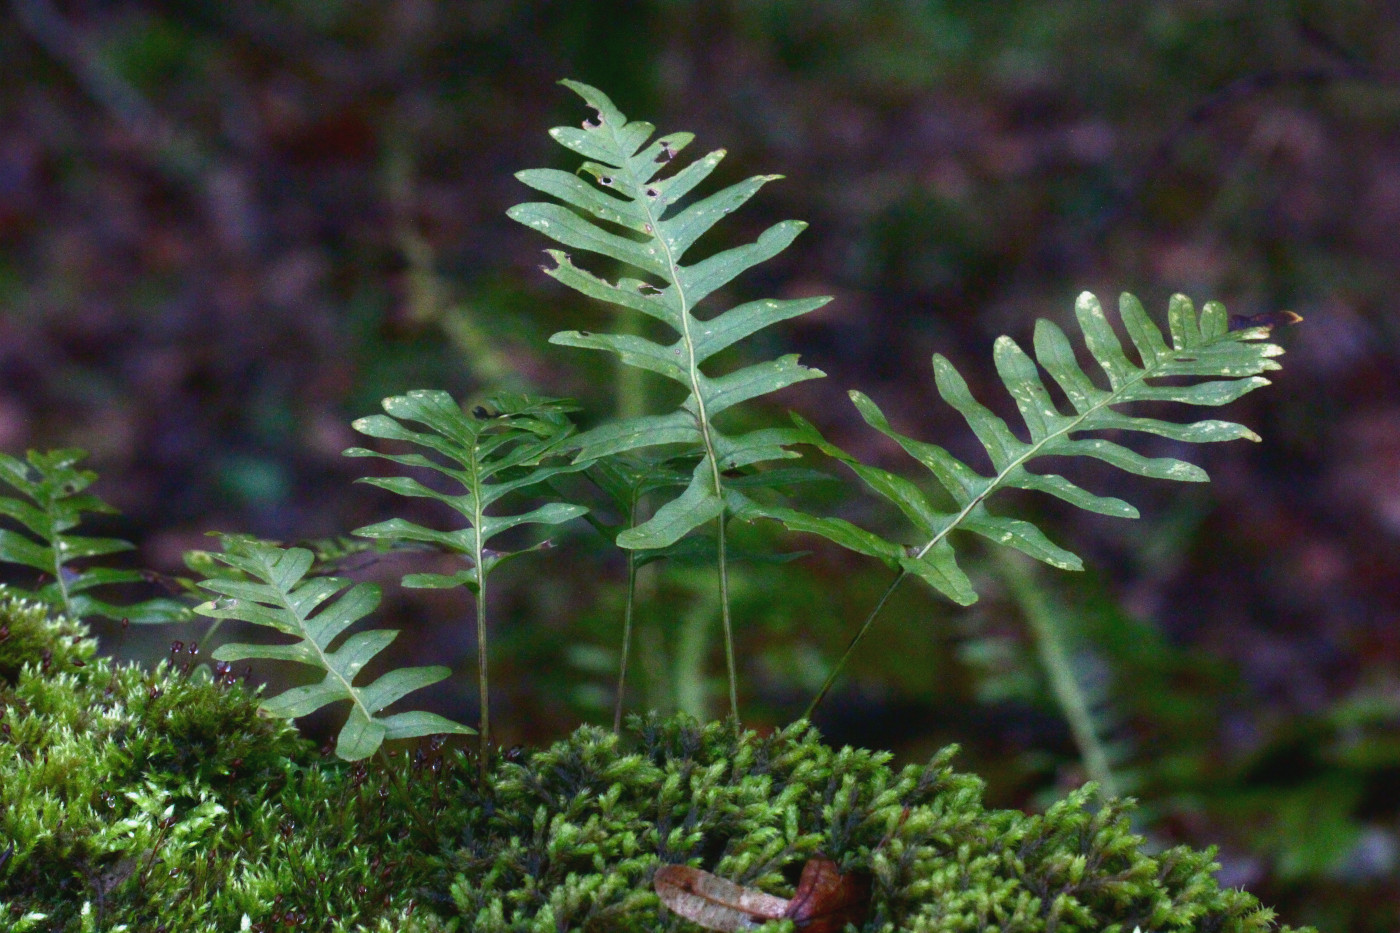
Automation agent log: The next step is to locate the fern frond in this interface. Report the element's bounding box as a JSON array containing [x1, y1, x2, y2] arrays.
[[0, 448, 187, 624], [509, 79, 831, 722], [509, 80, 829, 550], [750, 292, 1293, 712], [196, 535, 473, 761], [344, 390, 589, 768]]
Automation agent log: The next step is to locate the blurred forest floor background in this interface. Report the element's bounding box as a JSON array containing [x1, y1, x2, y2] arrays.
[[2, 2, 1399, 929]]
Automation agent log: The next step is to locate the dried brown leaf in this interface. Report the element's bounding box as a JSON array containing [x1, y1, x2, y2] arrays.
[[783, 857, 871, 932], [654, 858, 872, 932], [654, 864, 790, 930]]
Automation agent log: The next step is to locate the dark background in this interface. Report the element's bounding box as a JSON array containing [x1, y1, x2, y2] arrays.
[[3, 2, 1399, 928]]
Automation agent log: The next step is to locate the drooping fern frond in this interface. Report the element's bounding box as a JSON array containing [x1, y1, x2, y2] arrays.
[[508, 79, 831, 722], [748, 292, 1295, 714], [344, 390, 589, 773], [195, 534, 473, 761], [0, 448, 187, 624]]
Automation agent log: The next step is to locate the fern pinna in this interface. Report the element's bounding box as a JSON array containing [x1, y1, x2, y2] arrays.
[[0, 448, 186, 625], [749, 291, 1293, 714], [345, 390, 589, 774], [508, 80, 830, 723], [195, 535, 472, 761]]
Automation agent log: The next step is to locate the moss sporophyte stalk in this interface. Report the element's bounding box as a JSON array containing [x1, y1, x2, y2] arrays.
[[0, 80, 1306, 931]]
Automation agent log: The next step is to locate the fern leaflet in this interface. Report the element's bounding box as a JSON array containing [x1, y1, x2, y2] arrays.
[[196, 535, 473, 761], [0, 448, 187, 624], [746, 292, 1294, 712], [508, 79, 830, 722], [345, 390, 589, 772]]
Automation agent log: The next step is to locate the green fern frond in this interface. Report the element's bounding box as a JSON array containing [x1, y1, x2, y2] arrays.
[[508, 79, 831, 722], [0, 448, 187, 624], [509, 79, 829, 550], [750, 292, 1292, 712], [196, 534, 473, 762], [344, 390, 589, 769]]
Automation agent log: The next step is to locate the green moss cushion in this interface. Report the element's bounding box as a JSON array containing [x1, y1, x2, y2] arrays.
[[0, 591, 1311, 932]]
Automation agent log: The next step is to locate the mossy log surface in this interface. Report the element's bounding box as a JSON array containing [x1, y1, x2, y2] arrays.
[[0, 590, 1312, 932]]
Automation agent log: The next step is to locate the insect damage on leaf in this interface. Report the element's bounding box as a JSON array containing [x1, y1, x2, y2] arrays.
[[654, 857, 871, 932]]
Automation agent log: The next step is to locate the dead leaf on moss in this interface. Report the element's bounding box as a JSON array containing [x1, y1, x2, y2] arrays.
[[783, 857, 871, 933], [654, 864, 788, 930], [655, 857, 871, 931]]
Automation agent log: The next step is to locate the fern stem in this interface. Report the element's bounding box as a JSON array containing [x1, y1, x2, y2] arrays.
[[613, 489, 643, 734], [638, 158, 741, 726], [612, 310, 647, 733], [613, 554, 637, 734], [803, 568, 909, 720], [475, 570, 490, 782], [997, 552, 1119, 798], [716, 514, 739, 726]]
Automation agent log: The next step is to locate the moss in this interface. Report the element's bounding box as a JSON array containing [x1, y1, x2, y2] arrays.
[[0, 588, 462, 932], [0, 591, 1314, 932]]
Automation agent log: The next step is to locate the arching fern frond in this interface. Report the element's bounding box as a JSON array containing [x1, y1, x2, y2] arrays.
[[196, 535, 473, 762], [508, 79, 830, 722], [747, 292, 1294, 712]]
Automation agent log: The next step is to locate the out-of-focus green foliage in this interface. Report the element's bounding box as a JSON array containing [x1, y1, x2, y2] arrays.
[[0, 449, 187, 624]]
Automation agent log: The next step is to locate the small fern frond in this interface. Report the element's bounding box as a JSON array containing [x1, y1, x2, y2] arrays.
[[344, 390, 589, 768], [507, 80, 830, 551], [196, 535, 473, 762], [753, 292, 1295, 714], [346, 390, 590, 587], [0, 448, 187, 624]]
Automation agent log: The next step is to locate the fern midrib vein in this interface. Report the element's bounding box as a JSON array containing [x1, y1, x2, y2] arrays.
[[913, 344, 1166, 565], [468, 438, 490, 755], [44, 495, 77, 618], [272, 572, 371, 724], [619, 148, 722, 490], [610, 118, 737, 720]]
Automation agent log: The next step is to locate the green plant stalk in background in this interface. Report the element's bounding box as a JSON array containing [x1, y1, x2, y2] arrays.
[[997, 550, 1120, 798]]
